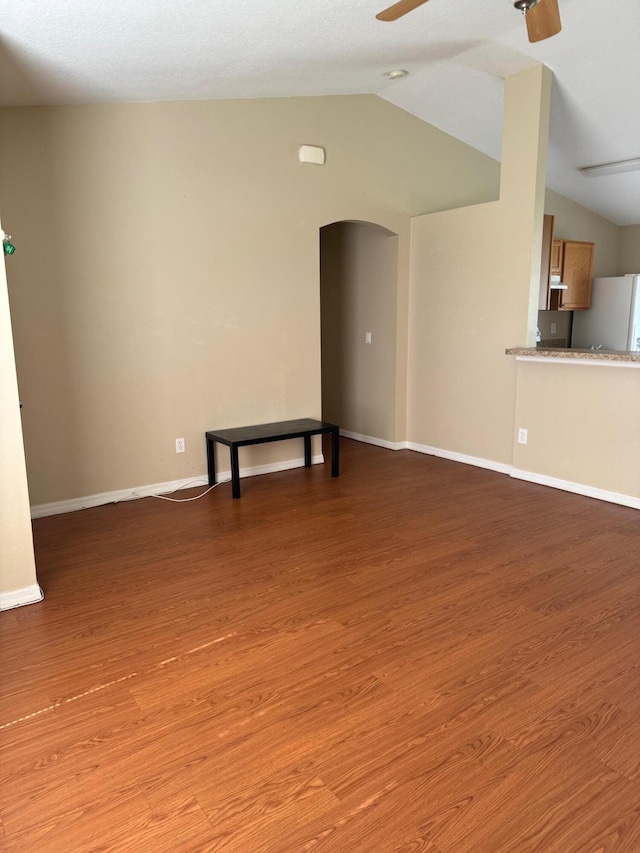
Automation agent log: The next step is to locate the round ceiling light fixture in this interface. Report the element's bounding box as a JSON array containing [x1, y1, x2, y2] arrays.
[[386, 69, 408, 80]]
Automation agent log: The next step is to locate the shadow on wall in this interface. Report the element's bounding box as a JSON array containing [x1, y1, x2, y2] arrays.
[[0, 35, 114, 105], [0, 36, 148, 506], [0, 36, 55, 105], [320, 220, 398, 445], [0, 99, 90, 503]]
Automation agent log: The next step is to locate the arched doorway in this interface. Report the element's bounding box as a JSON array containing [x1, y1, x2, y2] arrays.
[[320, 220, 399, 445]]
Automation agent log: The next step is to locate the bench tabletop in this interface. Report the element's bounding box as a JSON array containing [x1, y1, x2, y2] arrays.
[[206, 418, 338, 445]]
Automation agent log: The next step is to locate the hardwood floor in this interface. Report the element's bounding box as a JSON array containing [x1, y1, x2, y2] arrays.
[[2, 438, 640, 851]]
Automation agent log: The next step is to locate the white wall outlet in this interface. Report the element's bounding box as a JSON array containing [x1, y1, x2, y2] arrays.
[[517, 428, 528, 445], [551, 323, 557, 334], [365, 332, 372, 344], [175, 437, 185, 453]]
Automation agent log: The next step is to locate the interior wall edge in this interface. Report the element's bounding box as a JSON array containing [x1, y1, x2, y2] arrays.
[[339, 430, 406, 451]]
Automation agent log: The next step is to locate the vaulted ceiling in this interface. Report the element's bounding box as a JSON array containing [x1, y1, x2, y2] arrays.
[[0, 0, 637, 225]]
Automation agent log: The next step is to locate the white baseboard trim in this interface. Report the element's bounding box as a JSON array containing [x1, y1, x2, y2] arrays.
[[30, 454, 325, 519], [408, 443, 639, 509], [406, 442, 512, 475], [339, 429, 406, 451], [30, 445, 640, 519], [510, 468, 640, 511], [0, 584, 44, 611]]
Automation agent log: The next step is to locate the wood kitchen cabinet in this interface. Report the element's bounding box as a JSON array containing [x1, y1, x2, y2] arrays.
[[556, 240, 594, 311], [538, 214, 555, 310], [538, 217, 595, 311]]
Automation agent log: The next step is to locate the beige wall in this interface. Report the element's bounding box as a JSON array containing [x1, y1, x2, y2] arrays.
[[2, 78, 636, 520], [619, 225, 640, 274], [513, 360, 640, 499], [320, 221, 399, 443], [405, 62, 639, 503], [512, 178, 639, 502], [544, 189, 619, 277], [0, 239, 38, 601], [0, 96, 500, 506], [407, 65, 552, 465]]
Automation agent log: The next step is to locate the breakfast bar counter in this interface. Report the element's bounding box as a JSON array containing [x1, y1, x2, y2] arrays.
[[506, 347, 640, 365]]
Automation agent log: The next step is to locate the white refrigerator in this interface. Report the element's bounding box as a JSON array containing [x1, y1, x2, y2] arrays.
[[571, 275, 640, 352]]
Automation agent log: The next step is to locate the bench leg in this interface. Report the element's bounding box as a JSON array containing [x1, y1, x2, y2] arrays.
[[331, 428, 339, 477], [304, 435, 312, 467], [207, 438, 217, 486], [230, 445, 241, 499]]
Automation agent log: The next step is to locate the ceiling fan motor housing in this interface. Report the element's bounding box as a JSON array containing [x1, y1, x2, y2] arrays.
[[511, 0, 540, 11]]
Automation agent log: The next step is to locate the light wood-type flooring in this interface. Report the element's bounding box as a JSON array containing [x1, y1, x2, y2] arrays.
[[2, 438, 640, 852]]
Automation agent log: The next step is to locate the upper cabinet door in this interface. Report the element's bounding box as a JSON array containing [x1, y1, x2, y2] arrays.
[[559, 241, 594, 311], [550, 239, 563, 277]]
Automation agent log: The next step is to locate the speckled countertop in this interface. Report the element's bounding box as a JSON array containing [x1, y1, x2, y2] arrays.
[[506, 347, 640, 363]]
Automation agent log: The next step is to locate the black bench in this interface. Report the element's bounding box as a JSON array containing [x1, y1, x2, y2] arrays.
[[206, 418, 340, 499]]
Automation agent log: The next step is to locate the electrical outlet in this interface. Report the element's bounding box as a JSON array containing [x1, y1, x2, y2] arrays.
[[365, 332, 372, 344], [551, 323, 557, 334], [517, 428, 528, 445], [175, 437, 185, 453]]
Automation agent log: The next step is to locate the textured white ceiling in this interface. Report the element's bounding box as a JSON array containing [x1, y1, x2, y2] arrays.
[[0, 0, 638, 225]]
